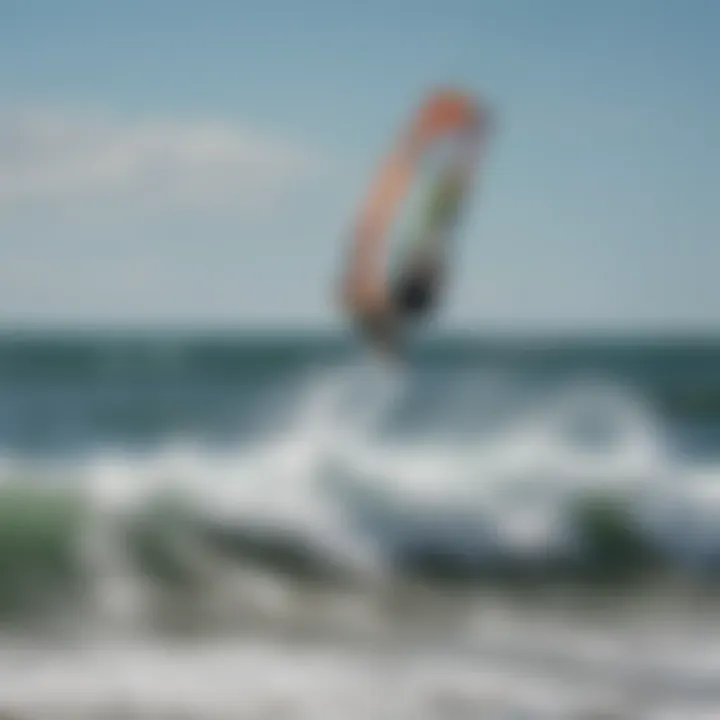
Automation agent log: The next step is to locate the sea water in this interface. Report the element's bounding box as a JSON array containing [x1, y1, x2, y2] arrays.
[[0, 330, 719, 718]]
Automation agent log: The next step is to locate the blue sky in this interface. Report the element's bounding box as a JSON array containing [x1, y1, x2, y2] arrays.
[[1, 0, 718, 332]]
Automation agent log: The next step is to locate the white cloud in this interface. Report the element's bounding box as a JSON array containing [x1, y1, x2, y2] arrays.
[[0, 108, 323, 212]]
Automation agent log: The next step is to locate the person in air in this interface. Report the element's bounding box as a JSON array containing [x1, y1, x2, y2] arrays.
[[390, 164, 467, 321], [354, 161, 469, 360]]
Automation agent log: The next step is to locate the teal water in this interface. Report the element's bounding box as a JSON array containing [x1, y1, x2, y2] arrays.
[[1, 330, 719, 456]]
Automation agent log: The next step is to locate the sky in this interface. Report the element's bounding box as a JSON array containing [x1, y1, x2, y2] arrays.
[[1, 0, 718, 333]]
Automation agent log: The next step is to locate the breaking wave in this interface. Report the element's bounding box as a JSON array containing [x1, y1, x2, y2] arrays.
[[0, 360, 719, 634]]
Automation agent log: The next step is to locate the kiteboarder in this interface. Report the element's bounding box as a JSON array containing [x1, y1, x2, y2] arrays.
[[340, 88, 487, 360]]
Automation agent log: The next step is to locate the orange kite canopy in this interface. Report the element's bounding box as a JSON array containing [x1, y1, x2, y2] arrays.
[[340, 87, 489, 329], [407, 88, 485, 147]]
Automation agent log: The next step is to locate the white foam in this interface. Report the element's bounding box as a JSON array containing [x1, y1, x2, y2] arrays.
[[0, 632, 719, 719]]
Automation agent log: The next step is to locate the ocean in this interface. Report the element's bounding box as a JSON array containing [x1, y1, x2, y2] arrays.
[[1, 329, 720, 718]]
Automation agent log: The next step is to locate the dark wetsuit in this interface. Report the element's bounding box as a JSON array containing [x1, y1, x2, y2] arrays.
[[355, 256, 438, 361], [392, 264, 436, 317]]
